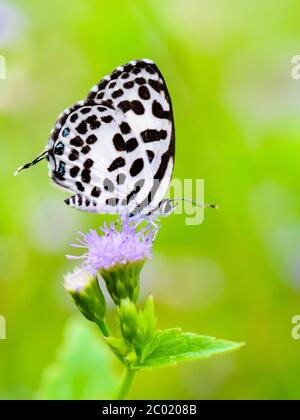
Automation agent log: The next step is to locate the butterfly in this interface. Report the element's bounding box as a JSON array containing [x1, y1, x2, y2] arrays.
[[16, 58, 217, 221], [15, 59, 179, 220]]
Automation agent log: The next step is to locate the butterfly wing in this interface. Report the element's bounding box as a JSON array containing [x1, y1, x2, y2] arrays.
[[87, 59, 175, 216], [48, 59, 175, 216]]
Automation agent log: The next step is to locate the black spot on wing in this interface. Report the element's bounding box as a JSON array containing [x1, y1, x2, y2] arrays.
[[113, 134, 138, 153], [97, 92, 104, 100], [101, 100, 114, 109], [131, 100, 144, 115], [81, 168, 91, 183], [70, 166, 80, 178], [108, 157, 126, 172], [145, 64, 156, 74], [70, 113, 78, 123], [141, 129, 167, 143], [86, 134, 97, 144], [118, 100, 145, 115], [148, 79, 163, 93], [132, 67, 141, 75], [111, 70, 122, 80], [76, 121, 88, 134], [130, 158, 144, 177], [86, 115, 101, 130], [69, 149, 79, 161], [96, 79, 109, 91], [146, 150, 155, 163], [135, 77, 146, 85], [70, 136, 84, 147], [112, 89, 124, 99], [119, 122, 131, 134], [90, 121, 101, 130], [138, 85, 150, 100], [124, 81, 134, 89], [125, 138, 138, 152], [102, 115, 113, 123], [84, 158, 94, 169], [76, 181, 85, 192], [81, 145, 91, 154], [123, 63, 133, 72], [81, 107, 91, 114], [118, 101, 131, 113], [152, 100, 169, 119], [91, 186, 101, 198], [113, 133, 126, 151]]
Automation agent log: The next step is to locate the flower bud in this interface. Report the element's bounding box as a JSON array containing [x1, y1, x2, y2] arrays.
[[100, 260, 144, 306], [140, 295, 157, 344], [119, 298, 140, 347], [106, 337, 130, 358], [118, 296, 157, 361], [64, 268, 106, 325]]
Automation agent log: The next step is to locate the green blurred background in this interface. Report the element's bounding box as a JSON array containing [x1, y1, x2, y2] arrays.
[[1, 0, 300, 400]]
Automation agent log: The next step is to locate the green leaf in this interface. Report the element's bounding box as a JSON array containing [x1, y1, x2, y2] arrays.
[[136, 329, 244, 369], [36, 317, 117, 400]]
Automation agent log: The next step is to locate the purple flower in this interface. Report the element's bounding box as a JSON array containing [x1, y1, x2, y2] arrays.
[[67, 218, 157, 305], [67, 218, 156, 276]]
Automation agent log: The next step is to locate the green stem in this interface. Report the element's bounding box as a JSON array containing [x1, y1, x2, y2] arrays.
[[114, 368, 137, 400], [97, 319, 111, 337]]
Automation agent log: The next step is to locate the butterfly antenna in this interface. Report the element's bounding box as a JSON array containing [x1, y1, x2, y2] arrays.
[[14, 150, 48, 176], [170, 198, 219, 209]]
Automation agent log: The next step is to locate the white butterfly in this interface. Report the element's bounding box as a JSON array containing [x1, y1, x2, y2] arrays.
[[16, 59, 178, 219], [15, 59, 216, 221]]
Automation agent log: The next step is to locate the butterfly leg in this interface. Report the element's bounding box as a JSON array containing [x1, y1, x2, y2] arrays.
[[143, 216, 161, 237], [65, 194, 98, 213]]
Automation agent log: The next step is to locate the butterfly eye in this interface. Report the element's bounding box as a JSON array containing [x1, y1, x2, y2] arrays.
[[62, 127, 70, 137], [54, 142, 64, 155], [57, 161, 66, 177]]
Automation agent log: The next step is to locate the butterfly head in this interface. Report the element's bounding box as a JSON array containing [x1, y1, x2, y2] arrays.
[[14, 110, 84, 192], [14, 130, 70, 190], [47, 127, 72, 188]]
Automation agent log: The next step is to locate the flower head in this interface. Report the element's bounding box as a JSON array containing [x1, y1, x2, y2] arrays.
[[67, 218, 156, 276], [67, 218, 157, 305]]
